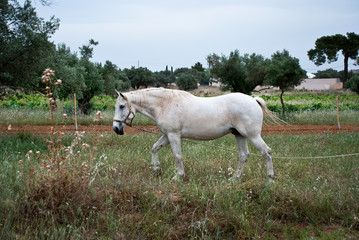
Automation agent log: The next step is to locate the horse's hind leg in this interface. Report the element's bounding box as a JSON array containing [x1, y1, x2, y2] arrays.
[[151, 135, 169, 172], [234, 135, 249, 180], [248, 135, 275, 182]]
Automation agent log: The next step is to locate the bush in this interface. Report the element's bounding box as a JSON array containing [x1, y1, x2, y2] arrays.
[[90, 95, 116, 110], [0, 94, 49, 109], [345, 75, 359, 93], [176, 73, 198, 91], [18, 69, 105, 226]]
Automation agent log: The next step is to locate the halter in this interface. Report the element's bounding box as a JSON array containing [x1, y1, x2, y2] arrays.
[[113, 97, 135, 127]]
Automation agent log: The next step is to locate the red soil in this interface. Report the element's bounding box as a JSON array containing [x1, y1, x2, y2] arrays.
[[1, 124, 358, 135]]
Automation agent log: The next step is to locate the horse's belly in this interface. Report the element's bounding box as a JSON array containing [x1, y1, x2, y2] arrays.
[[181, 126, 231, 140]]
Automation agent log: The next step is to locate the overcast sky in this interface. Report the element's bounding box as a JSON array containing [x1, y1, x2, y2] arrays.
[[35, 0, 359, 73]]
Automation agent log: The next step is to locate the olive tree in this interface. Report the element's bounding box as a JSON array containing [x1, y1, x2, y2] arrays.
[[265, 49, 306, 116], [0, 0, 59, 89], [206, 50, 268, 94], [176, 73, 198, 91]]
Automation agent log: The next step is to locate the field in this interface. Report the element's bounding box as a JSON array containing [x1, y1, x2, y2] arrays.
[[0, 89, 359, 239], [1, 131, 359, 239]]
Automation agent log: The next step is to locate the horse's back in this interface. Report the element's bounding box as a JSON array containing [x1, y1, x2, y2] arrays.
[[158, 91, 263, 139], [169, 91, 264, 126]]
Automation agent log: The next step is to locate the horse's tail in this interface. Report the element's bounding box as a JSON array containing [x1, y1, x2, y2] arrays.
[[254, 97, 287, 125]]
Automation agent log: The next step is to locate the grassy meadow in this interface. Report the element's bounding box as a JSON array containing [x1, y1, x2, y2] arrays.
[[0, 88, 358, 239], [0, 131, 358, 239]]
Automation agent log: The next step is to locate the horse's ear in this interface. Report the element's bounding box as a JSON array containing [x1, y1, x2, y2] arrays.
[[115, 89, 128, 100], [120, 92, 127, 100]]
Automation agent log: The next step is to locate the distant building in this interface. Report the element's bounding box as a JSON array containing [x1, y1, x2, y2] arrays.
[[295, 78, 342, 90]]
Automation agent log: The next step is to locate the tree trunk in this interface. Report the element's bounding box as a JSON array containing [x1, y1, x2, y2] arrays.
[[280, 89, 285, 116], [77, 97, 91, 115], [343, 53, 349, 83]]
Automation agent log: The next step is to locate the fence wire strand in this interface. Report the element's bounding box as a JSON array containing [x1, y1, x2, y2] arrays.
[[130, 126, 359, 160]]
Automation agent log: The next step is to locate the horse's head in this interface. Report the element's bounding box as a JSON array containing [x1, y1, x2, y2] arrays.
[[113, 90, 135, 135]]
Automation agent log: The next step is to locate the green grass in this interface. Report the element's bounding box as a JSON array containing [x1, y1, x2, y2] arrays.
[[1, 132, 358, 239], [258, 92, 359, 104], [0, 108, 155, 126], [274, 110, 359, 125]]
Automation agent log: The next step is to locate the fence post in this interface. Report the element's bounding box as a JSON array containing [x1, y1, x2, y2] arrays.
[[336, 95, 340, 130], [74, 93, 78, 131]]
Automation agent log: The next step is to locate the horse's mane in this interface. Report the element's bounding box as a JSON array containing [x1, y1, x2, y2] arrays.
[[128, 88, 192, 104]]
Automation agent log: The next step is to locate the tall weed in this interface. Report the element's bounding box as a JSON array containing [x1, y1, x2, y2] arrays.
[[16, 69, 104, 228]]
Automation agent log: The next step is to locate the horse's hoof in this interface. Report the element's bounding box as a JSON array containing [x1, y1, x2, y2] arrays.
[[230, 176, 241, 182], [152, 168, 162, 177], [171, 174, 185, 182], [151, 164, 161, 171], [267, 177, 275, 183]]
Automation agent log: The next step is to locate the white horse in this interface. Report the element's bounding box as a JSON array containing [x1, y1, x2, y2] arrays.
[[113, 88, 275, 182]]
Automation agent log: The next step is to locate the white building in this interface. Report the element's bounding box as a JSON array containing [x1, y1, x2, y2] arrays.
[[295, 78, 342, 90]]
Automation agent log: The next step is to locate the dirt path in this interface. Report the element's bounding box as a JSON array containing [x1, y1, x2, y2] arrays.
[[1, 125, 359, 135]]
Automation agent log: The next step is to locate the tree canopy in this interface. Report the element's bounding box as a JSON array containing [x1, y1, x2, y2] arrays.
[[308, 32, 359, 83], [101, 61, 130, 96], [176, 73, 198, 91], [153, 67, 175, 87], [192, 62, 205, 72], [0, 0, 59, 89], [345, 75, 359, 94], [265, 49, 306, 115], [206, 50, 268, 94], [314, 68, 340, 79], [124, 67, 155, 89]]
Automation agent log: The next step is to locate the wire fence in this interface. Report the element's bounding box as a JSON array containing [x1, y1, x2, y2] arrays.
[[130, 125, 359, 160]]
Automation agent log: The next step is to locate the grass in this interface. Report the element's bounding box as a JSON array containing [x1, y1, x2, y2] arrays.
[[3, 71, 357, 239], [276, 110, 359, 125], [1, 131, 358, 239], [0, 107, 155, 126]]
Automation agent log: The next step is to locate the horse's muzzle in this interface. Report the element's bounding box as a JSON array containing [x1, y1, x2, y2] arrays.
[[113, 125, 125, 135]]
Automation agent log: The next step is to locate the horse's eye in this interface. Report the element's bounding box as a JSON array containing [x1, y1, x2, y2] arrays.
[[119, 105, 125, 109]]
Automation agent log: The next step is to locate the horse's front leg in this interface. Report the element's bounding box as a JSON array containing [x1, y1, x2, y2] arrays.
[[151, 135, 169, 172], [167, 133, 185, 180]]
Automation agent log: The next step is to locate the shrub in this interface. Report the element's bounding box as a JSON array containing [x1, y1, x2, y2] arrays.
[[18, 69, 104, 224], [0, 94, 49, 109], [176, 73, 198, 91], [20, 132, 102, 223], [345, 75, 359, 93]]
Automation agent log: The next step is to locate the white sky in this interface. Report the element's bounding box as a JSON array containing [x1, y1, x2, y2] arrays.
[[35, 0, 359, 73]]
